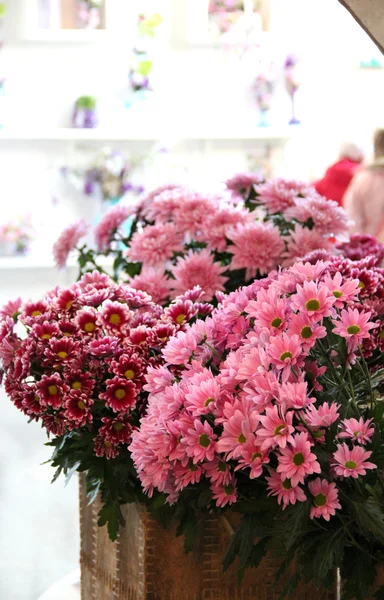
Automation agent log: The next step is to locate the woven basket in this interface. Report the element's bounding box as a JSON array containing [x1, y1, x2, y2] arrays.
[[79, 475, 339, 600]]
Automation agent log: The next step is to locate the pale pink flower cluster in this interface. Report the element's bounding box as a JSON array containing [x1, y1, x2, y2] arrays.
[[53, 220, 89, 269], [130, 261, 379, 521]]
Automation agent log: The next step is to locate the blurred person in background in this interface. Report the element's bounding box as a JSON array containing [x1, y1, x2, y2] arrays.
[[345, 129, 384, 241], [314, 141, 364, 206]]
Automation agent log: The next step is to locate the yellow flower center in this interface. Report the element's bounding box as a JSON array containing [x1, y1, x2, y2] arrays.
[[48, 385, 58, 396], [204, 397, 215, 407], [314, 493, 327, 507], [358, 280, 365, 289], [347, 325, 360, 335], [176, 314, 185, 324], [77, 400, 86, 410], [333, 290, 342, 298], [380, 330, 384, 340], [31, 310, 42, 317], [41, 333, 51, 340], [224, 484, 234, 496], [114, 388, 126, 399], [66, 301, 73, 310], [114, 422, 124, 431], [57, 351, 68, 359], [280, 351, 292, 361], [199, 433, 211, 448], [124, 369, 135, 379], [109, 313, 121, 325], [251, 452, 262, 461], [305, 299, 320, 311], [71, 381, 82, 390], [84, 322, 96, 333]]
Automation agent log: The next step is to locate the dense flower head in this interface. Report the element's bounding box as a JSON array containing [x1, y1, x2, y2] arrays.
[[131, 260, 381, 523], [53, 220, 88, 269], [170, 250, 228, 302], [0, 272, 205, 460], [94, 205, 133, 251]]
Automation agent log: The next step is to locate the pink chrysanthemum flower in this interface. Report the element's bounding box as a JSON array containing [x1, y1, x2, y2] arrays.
[[174, 461, 204, 492], [65, 370, 95, 395], [172, 194, 216, 238], [94, 205, 132, 252], [129, 268, 171, 305], [235, 440, 270, 479], [170, 250, 228, 302], [266, 470, 306, 510], [249, 288, 291, 332], [332, 443, 376, 478], [285, 195, 349, 235], [162, 329, 198, 365], [287, 313, 327, 350], [227, 222, 285, 279], [338, 417, 375, 446], [32, 321, 60, 342], [204, 459, 232, 486], [99, 376, 137, 413], [202, 206, 251, 251], [217, 403, 259, 459], [276, 432, 321, 486], [305, 402, 340, 428], [323, 272, 360, 308], [292, 280, 335, 322], [38, 373, 64, 409], [268, 333, 304, 380], [183, 419, 217, 464], [257, 405, 295, 451], [127, 223, 183, 267], [283, 225, 334, 267], [308, 478, 341, 521], [53, 220, 88, 269], [254, 178, 309, 213], [0, 297, 22, 319], [332, 308, 375, 351], [184, 376, 221, 416], [74, 307, 98, 334], [211, 477, 238, 508], [225, 172, 262, 201], [138, 184, 182, 218], [44, 337, 80, 366], [278, 381, 315, 411]]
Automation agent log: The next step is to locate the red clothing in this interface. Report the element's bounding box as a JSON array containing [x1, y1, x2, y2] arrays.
[[314, 158, 361, 206]]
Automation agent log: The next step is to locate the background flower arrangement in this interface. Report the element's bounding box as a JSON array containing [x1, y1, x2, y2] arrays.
[[0, 216, 33, 256], [54, 176, 350, 307], [130, 258, 384, 598], [0, 272, 212, 537]]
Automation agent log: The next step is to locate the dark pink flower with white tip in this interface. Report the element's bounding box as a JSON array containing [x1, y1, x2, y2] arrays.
[[99, 300, 132, 332], [99, 376, 137, 413], [38, 373, 64, 409]]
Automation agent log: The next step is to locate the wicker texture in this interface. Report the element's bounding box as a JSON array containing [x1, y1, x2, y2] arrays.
[[78, 476, 334, 600]]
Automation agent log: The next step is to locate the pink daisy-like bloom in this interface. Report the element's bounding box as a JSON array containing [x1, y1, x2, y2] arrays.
[[44, 337, 80, 366], [55, 287, 81, 312], [65, 393, 93, 427], [98, 300, 132, 332], [0, 297, 22, 319], [172, 194, 216, 238], [65, 370, 95, 396], [202, 206, 251, 252], [266, 470, 306, 510], [184, 376, 221, 416], [254, 178, 309, 213], [268, 333, 304, 380], [99, 376, 137, 413], [225, 172, 262, 202], [170, 250, 228, 302], [138, 184, 182, 217], [291, 280, 335, 322], [227, 222, 285, 280], [127, 223, 183, 267], [323, 272, 360, 308], [249, 289, 291, 333], [53, 220, 88, 269], [283, 225, 334, 267], [32, 322, 60, 342], [174, 461, 204, 492], [217, 404, 259, 459], [338, 417, 375, 446], [88, 336, 118, 357], [332, 443, 376, 478], [276, 432, 321, 486], [257, 405, 295, 451], [94, 435, 120, 459], [75, 307, 99, 334], [211, 476, 238, 508], [278, 381, 315, 411], [183, 419, 217, 464], [129, 268, 171, 305], [305, 402, 340, 428], [21, 300, 49, 322], [308, 478, 341, 521], [287, 313, 327, 350], [304, 360, 327, 392], [332, 308, 375, 351], [94, 205, 132, 252], [99, 415, 133, 444], [235, 440, 270, 479], [204, 458, 232, 486]]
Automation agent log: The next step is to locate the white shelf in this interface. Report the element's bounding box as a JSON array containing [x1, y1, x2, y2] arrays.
[[0, 127, 295, 144]]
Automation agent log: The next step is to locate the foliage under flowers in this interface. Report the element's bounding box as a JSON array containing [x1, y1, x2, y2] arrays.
[[130, 259, 384, 598], [54, 177, 350, 306], [0, 272, 212, 537]]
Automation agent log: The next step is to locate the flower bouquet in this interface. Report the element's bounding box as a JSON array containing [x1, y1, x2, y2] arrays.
[[54, 177, 350, 306], [131, 257, 384, 598], [0, 271, 212, 539], [0, 217, 33, 256], [72, 95, 98, 129]]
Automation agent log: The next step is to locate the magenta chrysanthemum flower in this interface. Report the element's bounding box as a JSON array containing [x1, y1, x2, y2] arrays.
[[99, 376, 137, 413], [94, 205, 132, 251], [127, 223, 183, 267], [65, 393, 93, 426], [308, 478, 341, 521], [170, 250, 228, 302], [99, 416, 133, 444], [227, 222, 285, 279], [94, 435, 120, 459], [98, 300, 132, 332], [332, 443, 376, 478], [338, 417, 375, 446], [276, 432, 321, 486], [266, 470, 306, 510], [38, 373, 64, 409], [0, 297, 22, 319], [53, 220, 88, 269]]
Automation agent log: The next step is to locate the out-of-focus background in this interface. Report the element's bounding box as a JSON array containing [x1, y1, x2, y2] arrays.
[[0, 1, 383, 598]]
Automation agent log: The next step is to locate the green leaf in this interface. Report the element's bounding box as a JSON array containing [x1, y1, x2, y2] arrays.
[[342, 549, 376, 600], [222, 522, 243, 571], [65, 461, 81, 486], [248, 537, 268, 570], [284, 501, 310, 550], [277, 570, 300, 600], [197, 486, 213, 508], [97, 502, 125, 542], [312, 529, 346, 586], [352, 498, 384, 545]]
